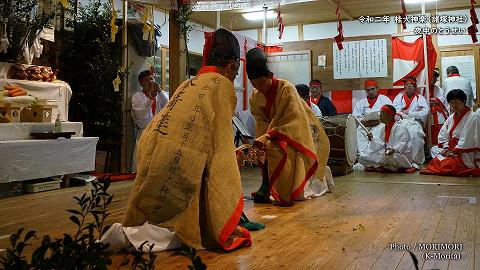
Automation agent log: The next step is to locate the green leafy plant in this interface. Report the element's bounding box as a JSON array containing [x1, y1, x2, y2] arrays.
[[173, 0, 193, 42], [0, 0, 55, 63], [58, 0, 122, 145], [173, 0, 193, 77], [0, 181, 156, 269]]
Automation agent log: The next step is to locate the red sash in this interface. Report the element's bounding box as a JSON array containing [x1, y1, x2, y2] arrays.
[[402, 93, 418, 111], [431, 97, 448, 127], [367, 96, 378, 109], [264, 77, 279, 118], [451, 73, 461, 77], [310, 96, 320, 105], [198, 65, 220, 75], [306, 99, 312, 108], [151, 98, 156, 114], [384, 121, 395, 143], [448, 107, 470, 149]]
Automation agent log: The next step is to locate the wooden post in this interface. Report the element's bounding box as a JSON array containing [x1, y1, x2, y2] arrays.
[[421, 0, 432, 151], [169, 9, 186, 97], [120, 0, 128, 172]]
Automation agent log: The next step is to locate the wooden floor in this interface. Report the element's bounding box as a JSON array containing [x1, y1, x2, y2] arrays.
[[1, 168, 480, 270]]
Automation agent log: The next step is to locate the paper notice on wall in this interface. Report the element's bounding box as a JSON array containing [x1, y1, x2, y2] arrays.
[[360, 39, 388, 78], [333, 41, 360, 79], [441, 55, 476, 99], [334, 39, 388, 79], [318, 54, 327, 68]]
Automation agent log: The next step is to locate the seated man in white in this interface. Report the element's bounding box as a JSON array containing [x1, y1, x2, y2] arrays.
[[131, 70, 169, 136], [430, 89, 473, 159], [392, 76, 428, 164], [130, 70, 169, 171], [295, 84, 322, 117], [357, 105, 415, 172], [353, 79, 392, 125], [354, 79, 392, 155], [422, 95, 479, 177], [454, 109, 480, 171], [393, 76, 429, 124]]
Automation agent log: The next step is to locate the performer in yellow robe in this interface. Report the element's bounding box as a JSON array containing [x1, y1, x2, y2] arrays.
[[246, 48, 331, 206], [120, 29, 251, 251]]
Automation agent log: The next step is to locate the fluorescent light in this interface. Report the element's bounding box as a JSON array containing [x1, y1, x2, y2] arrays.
[[404, 0, 437, 3], [242, 10, 277, 21]]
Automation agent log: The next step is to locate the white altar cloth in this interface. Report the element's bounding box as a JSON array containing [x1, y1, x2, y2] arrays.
[[0, 137, 98, 183]]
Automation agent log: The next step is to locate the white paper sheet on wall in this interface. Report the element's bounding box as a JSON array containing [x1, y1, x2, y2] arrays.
[[333, 41, 360, 79], [441, 55, 476, 98], [360, 39, 388, 78], [333, 39, 388, 79]]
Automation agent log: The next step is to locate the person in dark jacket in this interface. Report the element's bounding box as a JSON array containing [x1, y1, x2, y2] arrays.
[[309, 79, 337, 116]]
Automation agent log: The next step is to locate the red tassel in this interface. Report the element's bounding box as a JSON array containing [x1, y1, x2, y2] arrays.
[[469, 0, 478, 43], [277, 6, 284, 39], [335, 0, 344, 50], [336, 42, 344, 50], [400, 0, 407, 30], [471, 8, 479, 24], [468, 25, 478, 43]]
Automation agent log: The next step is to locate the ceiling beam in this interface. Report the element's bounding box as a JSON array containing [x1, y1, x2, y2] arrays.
[[326, 0, 353, 21]]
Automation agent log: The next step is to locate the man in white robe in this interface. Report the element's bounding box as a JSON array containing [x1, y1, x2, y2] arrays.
[[393, 77, 429, 124], [357, 105, 414, 171], [443, 66, 475, 107], [454, 109, 480, 170], [354, 80, 393, 157], [431, 89, 473, 159], [422, 108, 479, 177], [392, 77, 428, 164], [131, 70, 169, 136], [131, 70, 169, 171], [353, 79, 392, 123]]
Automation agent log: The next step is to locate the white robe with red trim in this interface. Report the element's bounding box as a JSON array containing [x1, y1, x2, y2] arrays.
[[355, 94, 393, 157], [397, 118, 425, 165], [431, 110, 473, 159], [352, 94, 393, 120], [358, 122, 413, 171], [392, 92, 429, 124], [454, 110, 479, 168]]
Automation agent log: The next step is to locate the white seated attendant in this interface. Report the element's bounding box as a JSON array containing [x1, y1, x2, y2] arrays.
[[354, 80, 393, 157], [393, 76, 428, 164], [454, 109, 480, 170], [353, 79, 392, 125], [392, 76, 429, 125], [430, 89, 473, 159], [421, 95, 479, 177], [130, 70, 169, 172], [357, 105, 415, 171], [131, 70, 169, 137]]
